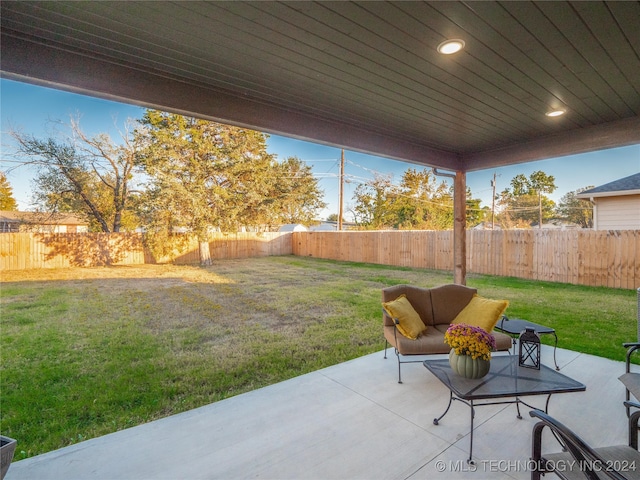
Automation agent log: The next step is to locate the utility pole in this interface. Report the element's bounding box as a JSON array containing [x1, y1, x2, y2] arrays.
[[538, 191, 542, 229], [491, 172, 497, 230], [338, 149, 344, 231]]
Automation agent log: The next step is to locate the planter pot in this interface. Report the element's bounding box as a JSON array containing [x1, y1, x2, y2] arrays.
[[449, 349, 490, 379], [1, 435, 17, 480]]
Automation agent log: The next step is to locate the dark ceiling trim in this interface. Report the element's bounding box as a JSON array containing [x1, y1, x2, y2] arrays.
[[0, 31, 462, 170], [461, 116, 640, 171]]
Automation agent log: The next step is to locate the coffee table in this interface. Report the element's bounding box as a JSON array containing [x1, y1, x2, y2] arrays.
[[423, 355, 585, 463], [495, 316, 560, 370]]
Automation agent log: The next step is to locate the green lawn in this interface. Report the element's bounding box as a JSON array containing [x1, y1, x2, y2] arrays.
[[1, 256, 636, 459]]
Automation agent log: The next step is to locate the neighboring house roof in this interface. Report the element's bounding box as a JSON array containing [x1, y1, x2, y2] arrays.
[[471, 222, 502, 230], [278, 224, 308, 232], [309, 223, 337, 232], [530, 220, 581, 230], [0, 211, 88, 226], [576, 173, 640, 199]]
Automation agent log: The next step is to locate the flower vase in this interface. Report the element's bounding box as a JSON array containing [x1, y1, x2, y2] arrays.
[[448, 349, 490, 379]]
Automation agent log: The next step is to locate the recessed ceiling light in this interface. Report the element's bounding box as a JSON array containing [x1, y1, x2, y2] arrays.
[[545, 109, 566, 117], [437, 39, 465, 55]]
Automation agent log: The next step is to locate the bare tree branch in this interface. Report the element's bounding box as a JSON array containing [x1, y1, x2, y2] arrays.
[[8, 116, 139, 232]]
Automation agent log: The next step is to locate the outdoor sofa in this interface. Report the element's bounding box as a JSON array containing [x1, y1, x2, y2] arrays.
[[382, 283, 513, 383]]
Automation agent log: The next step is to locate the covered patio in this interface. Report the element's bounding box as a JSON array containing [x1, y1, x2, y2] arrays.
[[1, 3, 639, 479], [6, 346, 631, 480]]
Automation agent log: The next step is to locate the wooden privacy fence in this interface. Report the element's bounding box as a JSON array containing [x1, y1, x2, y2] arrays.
[[0, 232, 292, 270], [1, 230, 638, 289], [163, 232, 292, 265], [293, 230, 455, 271], [465, 230, 639, 289], [292, 230, 640, 289], [0, 233, 146, 270]]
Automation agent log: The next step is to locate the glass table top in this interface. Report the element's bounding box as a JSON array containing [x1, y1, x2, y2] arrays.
[[423, 355, 585, 400]]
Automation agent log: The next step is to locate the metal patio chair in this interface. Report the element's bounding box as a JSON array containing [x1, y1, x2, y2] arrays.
[[619, 288, 640, 417], [530, 402, 640, 480]]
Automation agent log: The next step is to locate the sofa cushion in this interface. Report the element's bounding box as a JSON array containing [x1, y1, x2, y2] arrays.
[[386, 324, 452, 355], [385, 323, 512, 356], [451, 294, 509, 332], [382, 294, 426, 340]]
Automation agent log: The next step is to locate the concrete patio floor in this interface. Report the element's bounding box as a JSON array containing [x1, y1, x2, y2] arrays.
[[5, 345, 633, 480]]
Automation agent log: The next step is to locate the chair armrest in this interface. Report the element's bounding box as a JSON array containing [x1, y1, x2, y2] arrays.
[[529, 410, 630, 480], [624, 400, 640, 410], [382, 309, 401, 349], [624, 343, 640, 372], [382, 308, 400, 325]]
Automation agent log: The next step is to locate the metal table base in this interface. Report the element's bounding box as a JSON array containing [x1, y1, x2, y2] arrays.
[[432, 390, 552, 464]]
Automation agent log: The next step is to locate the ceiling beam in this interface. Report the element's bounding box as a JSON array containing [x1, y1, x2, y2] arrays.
[[461, 116, 640, 171], [0, 31, 461, 171]]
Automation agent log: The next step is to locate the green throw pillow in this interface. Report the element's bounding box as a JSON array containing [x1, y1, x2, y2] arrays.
[[382, 294, 426, 340], [451, 294, 509, 332]]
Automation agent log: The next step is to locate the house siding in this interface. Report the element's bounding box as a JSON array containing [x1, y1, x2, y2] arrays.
[[0, 211, 89, 233], [594, 194, 640, 230]]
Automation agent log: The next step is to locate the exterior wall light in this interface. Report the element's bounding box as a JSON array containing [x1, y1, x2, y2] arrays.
[[437, 39, 465, 55]]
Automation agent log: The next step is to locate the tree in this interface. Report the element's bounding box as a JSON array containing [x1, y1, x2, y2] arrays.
[[0, 172, 18, 210], [498, 170, 557, 228], [135, 111, 326, 263], [392, 168, 453, 230], [556, 187, 594, 228], [466, 193, 487, 228], [350, 174, 396, 229], [350, 168, 482, 231], [9, 118, 137, 232], [256, 156, 326, 228], [136, 111, 266, 264]]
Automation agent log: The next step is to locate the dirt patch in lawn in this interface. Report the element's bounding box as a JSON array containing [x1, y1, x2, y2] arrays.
[[1, 258, 384, 334]]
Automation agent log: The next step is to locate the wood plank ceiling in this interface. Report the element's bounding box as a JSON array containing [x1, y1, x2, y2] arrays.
[[1, 1, 639, 172]]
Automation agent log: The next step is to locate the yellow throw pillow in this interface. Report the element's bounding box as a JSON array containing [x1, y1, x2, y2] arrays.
[[451, 294, 509, 332], [382, 294, 426, 340]]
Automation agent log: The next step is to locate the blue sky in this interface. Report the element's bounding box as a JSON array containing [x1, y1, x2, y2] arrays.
[[2, 78, 639, 220]]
